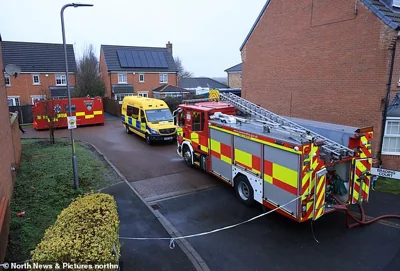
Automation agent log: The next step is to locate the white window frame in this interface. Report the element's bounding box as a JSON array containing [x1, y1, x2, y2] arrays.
[[4, 74, 11, 86], [31, 95, 46, 104], [32, 74, 40, 85], [115, 93, 134, 104], [118, 74, 127, 84], [159, 73, 168, 83], [382, 118, 400, 155], [55, 74, 67, 86], [139, 73, 145, 83], [8, 96, 20, 106], [138, 91, 149, 97]]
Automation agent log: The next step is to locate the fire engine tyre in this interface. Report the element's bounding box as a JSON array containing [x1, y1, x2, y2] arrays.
[[235, 176, 254, 206], [125, 125, 132, 134], [182, 145, 193, 167]]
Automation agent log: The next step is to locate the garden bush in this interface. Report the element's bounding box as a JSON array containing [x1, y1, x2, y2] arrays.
[[31, 193, 120, 268]]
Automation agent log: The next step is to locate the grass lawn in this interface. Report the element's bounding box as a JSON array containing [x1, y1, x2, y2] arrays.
[[5, 139, 121, 261], [374, 177, 400, 195]]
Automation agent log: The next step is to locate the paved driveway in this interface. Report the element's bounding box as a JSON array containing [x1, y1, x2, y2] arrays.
[[22, 115, 400, 271]]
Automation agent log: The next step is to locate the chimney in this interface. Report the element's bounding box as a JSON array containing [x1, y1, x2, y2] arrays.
[[166, 41, 173, 55]]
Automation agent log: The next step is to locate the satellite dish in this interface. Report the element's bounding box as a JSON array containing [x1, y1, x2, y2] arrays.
[[5, 64, 21, 77]]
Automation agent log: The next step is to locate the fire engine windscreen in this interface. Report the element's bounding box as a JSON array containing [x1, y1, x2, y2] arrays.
[[146, 109, 174, 123]]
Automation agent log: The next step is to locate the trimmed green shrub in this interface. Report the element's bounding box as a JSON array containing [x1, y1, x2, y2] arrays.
[[31, 193, 120, 268]]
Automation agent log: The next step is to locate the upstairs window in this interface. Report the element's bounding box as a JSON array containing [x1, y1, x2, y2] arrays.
[[159, 73, 168, 83], [5, 74, 11, 86], [118, 74, 127, 84], [56, 74, 66, 85], [139, 73, 145, 83], [32, 74, 40, 85]]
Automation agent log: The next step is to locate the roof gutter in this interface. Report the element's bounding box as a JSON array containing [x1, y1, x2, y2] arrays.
[[378, 33, 399, 165]]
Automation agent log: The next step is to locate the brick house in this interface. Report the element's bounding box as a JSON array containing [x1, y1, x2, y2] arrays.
[[99, 42, 178, 101], [240, 0, 400, 170], [225, 63, 242, 88], [0, 39, 22, 264], [1, 40, 77, 105]]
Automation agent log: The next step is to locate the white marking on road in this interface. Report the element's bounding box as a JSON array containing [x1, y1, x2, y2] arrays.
[[147, 185, 219, 205], [170, 157, 184, 162]]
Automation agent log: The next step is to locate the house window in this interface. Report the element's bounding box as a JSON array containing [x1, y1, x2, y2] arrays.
[[5, 74, 11, 86], [118, 74, 127, 84], [139, 73, 145, 83], [115, 93, 134, 104], [7, 96, 20, 106], [56, 74, 67, 85], [138, 91, 149, 97], [240, 72, 242, 79], [32, 74, 40, 85], [31, 95, 46, 104], [159, 73, 168, 83], [382, 119, 400, 155]]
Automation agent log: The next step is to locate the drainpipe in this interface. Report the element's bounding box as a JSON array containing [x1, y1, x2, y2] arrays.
[[109, 71, 112, 99], [378, 34, 398, 166]]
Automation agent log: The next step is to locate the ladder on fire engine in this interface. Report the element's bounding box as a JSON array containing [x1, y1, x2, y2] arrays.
[[219, 92, 355, 160]]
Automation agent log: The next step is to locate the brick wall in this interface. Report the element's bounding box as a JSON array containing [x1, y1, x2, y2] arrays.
[[109, 72, 178, 98], [241, 0, 400, 168], [228, 72, 242, 88], [99, 50, 111, 98], [0, 42, 22, 264], [5, 73, 76, 105], [100, 49, 178, 99]]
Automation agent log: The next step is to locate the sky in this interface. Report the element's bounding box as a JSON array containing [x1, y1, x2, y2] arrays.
[[0, 0, 266, 78]]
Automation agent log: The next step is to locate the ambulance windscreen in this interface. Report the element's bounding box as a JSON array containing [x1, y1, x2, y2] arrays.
[[146, 109, 173, 123]]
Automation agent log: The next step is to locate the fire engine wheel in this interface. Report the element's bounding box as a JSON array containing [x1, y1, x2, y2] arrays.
[[235, 176, 254, 206], [182, 145, 193, 167], [125, 125, 132, 134]]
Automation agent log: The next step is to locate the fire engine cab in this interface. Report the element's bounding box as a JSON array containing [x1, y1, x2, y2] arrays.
[[175, 91, 373, 222]]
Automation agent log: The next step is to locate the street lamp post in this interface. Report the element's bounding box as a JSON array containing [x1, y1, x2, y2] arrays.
[[61, 3, 93, 189]]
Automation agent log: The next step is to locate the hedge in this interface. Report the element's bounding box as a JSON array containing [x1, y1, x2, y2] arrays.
[[31, 193, 120, 268]]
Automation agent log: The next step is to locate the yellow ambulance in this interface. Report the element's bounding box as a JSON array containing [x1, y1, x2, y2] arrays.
[[121, 96, 177, 144]]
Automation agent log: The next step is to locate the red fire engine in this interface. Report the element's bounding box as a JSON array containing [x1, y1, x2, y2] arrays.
[[33, 97, 104, 130], [175, 91, 373, 222]]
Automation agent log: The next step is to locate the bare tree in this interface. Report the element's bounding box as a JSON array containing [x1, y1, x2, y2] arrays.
[[73, 44, 106, 98], [174, 57, 193, 82], [38, 88, 65, 144]]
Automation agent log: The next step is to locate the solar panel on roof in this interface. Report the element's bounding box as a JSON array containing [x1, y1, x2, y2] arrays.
[[131, 51, 142, 67], [145, 51, 155, 67], [138, 51, 149, 68], [157, 52, 168, 68], [116, 49, 169, 68], [152, 52, 162, 67], [117, 50, 129, 68], [125, 51, 135, 67]]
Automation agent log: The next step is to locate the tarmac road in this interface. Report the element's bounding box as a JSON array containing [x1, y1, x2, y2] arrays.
[[23, 114, 400, 271]]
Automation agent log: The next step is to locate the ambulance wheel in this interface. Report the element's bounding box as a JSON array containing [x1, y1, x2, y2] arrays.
[[145, 134, 152, 145], [235, 175, 254, 206], [125, 125, 131, 134]]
